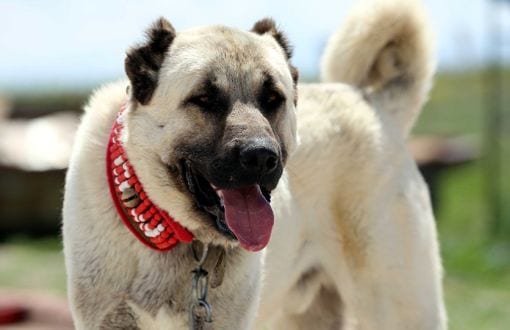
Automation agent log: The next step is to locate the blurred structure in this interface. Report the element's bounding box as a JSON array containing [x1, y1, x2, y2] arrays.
[[408, 136, 478, 210], [0, 289, 73, 329], [0, 96, 12, 121], [0, 98, 79, 238]]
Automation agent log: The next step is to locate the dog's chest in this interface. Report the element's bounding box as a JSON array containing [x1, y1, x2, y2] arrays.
[[106, 246, 261, 330], [129, 302, 189, 330]]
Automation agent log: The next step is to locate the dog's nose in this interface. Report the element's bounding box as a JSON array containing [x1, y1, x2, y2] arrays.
[[239, 144, 279, 175]]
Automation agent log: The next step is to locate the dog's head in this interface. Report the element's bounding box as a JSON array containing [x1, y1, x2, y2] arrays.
[[122, 18, 298, 251]]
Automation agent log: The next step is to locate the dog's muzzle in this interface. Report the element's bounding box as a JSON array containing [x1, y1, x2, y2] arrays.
[[182, 137, 283, 252]]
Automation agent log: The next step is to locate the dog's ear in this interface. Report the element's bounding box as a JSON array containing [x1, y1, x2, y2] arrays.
[[251, 18, 293, 59], [251, 18, 298, 85], [125, 17, 176, 105]]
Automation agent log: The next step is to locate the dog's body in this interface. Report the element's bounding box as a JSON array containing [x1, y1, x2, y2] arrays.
[[63, 0, 446, 329], [257, 2, 447, 328]]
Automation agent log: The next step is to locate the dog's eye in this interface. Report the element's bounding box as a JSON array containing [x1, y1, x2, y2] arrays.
[[188, 94, 212, 108], [260, 90, 285, 113], [185, 80, 229, 113]]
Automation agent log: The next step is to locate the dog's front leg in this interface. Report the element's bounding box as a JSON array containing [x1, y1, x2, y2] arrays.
[[329, 201, 447, 329]]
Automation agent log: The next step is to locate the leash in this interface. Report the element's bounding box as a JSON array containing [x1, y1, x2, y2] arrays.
[[189, 241, 212, 329], [189, 241, 226, 330]]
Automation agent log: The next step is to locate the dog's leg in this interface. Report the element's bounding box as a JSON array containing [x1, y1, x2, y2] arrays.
[[310, 1, 446, 328], [99, 302, 140, 330], [321, 162, 447, 330], [270, 285, 343, 330]]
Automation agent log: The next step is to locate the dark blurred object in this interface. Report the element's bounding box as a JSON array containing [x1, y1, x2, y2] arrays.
[[0, 96, 12, 121], [409, 135, 478, 211], [9, 93, 87, 119], [0, 305, 27, 325], [0, 290, 73, 330], [0, 167, 66, 238], [0, 109, 79, 239]]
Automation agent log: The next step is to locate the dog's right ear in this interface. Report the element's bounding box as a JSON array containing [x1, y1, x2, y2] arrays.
[[251, 18, 292, 59], [251, 18, 298, 85], [125, 17, 176, 105]]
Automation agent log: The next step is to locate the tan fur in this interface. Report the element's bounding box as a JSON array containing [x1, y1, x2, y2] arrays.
[[259, 0, 446, 328], [63, 24, 294, 329], [63, 0, 446, 329], [321, 0, 435, 137]]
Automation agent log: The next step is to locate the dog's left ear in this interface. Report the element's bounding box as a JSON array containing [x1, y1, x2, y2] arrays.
[[125, 17, 176, 105], [251, 18, 299, 86]]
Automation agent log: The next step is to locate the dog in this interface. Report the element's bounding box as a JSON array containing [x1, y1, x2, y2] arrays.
[[62, 0, 446, 328], [256, 0, 447, 328]]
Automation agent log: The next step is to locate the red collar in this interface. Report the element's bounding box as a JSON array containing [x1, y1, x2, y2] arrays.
[[106, 104, 193, 251]]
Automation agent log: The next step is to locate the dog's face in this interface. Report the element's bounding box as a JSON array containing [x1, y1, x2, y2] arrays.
[[123, 18, 298, 251]]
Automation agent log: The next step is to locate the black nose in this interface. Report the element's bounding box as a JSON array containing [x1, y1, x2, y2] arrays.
[[239, 144, 279, 175]]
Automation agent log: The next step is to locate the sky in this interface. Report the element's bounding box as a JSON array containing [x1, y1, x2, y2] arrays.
[[0, 0, 509, 91]]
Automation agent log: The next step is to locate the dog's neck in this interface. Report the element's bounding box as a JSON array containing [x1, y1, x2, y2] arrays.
[[106, 103, 194, 251]]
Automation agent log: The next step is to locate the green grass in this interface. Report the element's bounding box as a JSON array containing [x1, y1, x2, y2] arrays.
[[0, 69, 509, 328], [0, 237, 66, 295], [414, 68, 510, 329], [436, 161, 510, 329]]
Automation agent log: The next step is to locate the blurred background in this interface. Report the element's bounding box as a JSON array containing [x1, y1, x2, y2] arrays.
[[0, 0, 509, 329]]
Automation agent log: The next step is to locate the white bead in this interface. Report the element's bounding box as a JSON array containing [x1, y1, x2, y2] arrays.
[[119, 181, 131, 192], [114, 156, 124, 166]]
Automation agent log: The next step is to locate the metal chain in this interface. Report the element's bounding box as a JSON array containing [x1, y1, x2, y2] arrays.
[[189, 241, 213, 330]]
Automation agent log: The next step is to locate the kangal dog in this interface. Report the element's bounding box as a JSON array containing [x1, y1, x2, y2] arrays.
[[63, 0, 447, 328]]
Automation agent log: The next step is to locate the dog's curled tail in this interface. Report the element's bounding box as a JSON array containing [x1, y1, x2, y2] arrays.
[[320, 0, 435, 136]]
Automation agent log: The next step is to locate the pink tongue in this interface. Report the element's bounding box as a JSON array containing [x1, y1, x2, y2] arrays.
[[218, 185, 274, 252]]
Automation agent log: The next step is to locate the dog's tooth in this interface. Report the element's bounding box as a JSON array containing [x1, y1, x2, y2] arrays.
[[215, 190, 225, 206], [185, 168, 195, 193]]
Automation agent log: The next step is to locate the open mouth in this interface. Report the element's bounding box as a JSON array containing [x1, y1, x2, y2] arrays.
[[181, 160, 274, 252]]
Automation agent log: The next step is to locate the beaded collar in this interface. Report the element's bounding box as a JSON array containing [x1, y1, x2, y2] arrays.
[[106, 104, 193, 251]]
